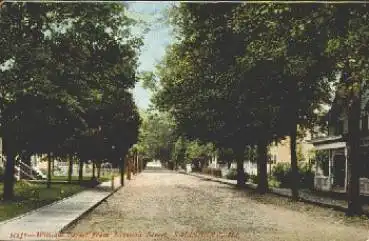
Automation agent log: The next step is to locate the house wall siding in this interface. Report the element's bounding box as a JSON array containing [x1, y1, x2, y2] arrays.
[[269, 134, 314, 164]]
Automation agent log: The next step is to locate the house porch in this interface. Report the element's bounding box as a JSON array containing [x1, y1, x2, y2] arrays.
[[312, 136, 369, 194]]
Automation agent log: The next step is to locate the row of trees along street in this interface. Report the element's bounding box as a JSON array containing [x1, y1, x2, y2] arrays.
[[0, 3, 142, 200], [141, 3, 369, 216], [136, 110, 217, 171]]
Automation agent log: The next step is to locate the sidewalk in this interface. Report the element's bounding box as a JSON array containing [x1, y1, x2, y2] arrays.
[[0, 176, 125, 241], [181, 171, 369, 215]]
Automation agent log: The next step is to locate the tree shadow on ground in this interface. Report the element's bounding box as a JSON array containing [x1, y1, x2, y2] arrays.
[[199, 178, 369, 227]]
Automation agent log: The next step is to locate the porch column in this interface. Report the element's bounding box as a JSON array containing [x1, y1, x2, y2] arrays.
[[344, 146, 348, 192], [315, 152, 318, 175], [329, 149, 332, 188]]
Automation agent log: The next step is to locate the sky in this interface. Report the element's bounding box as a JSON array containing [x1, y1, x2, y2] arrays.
[[127, 2, 175, 111]]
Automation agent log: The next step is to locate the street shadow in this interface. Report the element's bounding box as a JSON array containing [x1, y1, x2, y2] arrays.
[[143, 167, 176, 173], [198, 178, 368, 217]]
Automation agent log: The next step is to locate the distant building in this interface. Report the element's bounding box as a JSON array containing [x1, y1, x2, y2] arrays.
[[269, 130, 315, 166], [209, 133, 315, 177]]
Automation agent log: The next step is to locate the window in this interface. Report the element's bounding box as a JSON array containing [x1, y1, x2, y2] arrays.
[[362, 115, 369, 132], [360, 152, 369, 178]]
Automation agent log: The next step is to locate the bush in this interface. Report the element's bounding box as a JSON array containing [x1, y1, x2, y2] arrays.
[[271, 162, 314, 189], [250, 174, 258, 184], [201, 167, 222, 178], [298, 162, 314, 189], [248, 174, 282, 188], [225, 168, 249, 183], [268, 176, 281, 188], [272, 163, 291, 188], [225, 168, 237, 180]]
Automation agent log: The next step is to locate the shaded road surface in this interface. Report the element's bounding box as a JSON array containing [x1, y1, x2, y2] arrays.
[[66, 164, 369, 241]]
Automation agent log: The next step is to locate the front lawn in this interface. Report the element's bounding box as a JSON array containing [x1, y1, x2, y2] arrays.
[[51, 175, 91, 182], [51, 173, 119, 183], [0, 181, 85, 222]]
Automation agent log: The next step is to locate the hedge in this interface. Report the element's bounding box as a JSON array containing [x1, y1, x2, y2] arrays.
[[225, 168, 249, 183], [272, 162, 314, 189], [201, 167, 222, 178]]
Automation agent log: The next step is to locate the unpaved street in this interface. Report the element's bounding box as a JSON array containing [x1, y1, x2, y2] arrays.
[[66, 166, 369, 241]]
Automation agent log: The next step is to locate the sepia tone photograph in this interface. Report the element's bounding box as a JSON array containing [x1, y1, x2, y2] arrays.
[[0, 1, 369, 240]]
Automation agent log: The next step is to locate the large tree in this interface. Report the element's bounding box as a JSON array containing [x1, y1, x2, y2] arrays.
[[231, 3, 335, 200], [160, 3, 369, 214], [155, 3, 292, 192], [322, 4, 369, 216], [155, 4, 245, 188], [0, 2, 142, 199]]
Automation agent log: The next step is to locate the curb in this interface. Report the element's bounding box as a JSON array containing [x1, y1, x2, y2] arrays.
[[179, 171, 369, 216], [60, 172, 143, 233], [0, 180, 108, 226], [0, 172, 145, 241], [59, 183, 123, 233]]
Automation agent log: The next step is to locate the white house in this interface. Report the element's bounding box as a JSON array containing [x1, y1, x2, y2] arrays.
[[310, 89, 369, 194]]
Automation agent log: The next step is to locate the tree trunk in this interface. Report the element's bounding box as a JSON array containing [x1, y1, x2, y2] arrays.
[[68, 156, 73, 183], [91, 162, 96, 180], [135, 153, 138, 175], [256, 140, 268, 194], [346, 79, 363, 216], [97, 162, 101, 179], [140, 157, 143, 172], [47, 153, 52, 188], [235, 148, 245, 188], [134, 155, 137, 175], [137, 153, 141, 173], [3, 153, 16, 201], [136, 154, 139, 173], [52, 158, 55, 176], [78, 160, 84, 183], [127, 158, 131, 180], [290, 124, 299, 201], [120, 158, 125, 186]]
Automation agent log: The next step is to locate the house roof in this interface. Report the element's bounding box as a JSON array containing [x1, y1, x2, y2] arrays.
[[308, 135, 343, 145]]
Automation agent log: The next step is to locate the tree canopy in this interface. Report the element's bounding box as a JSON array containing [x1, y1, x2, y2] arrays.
[[152, 2, 369, 215], [0, 2, 142, 200]]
